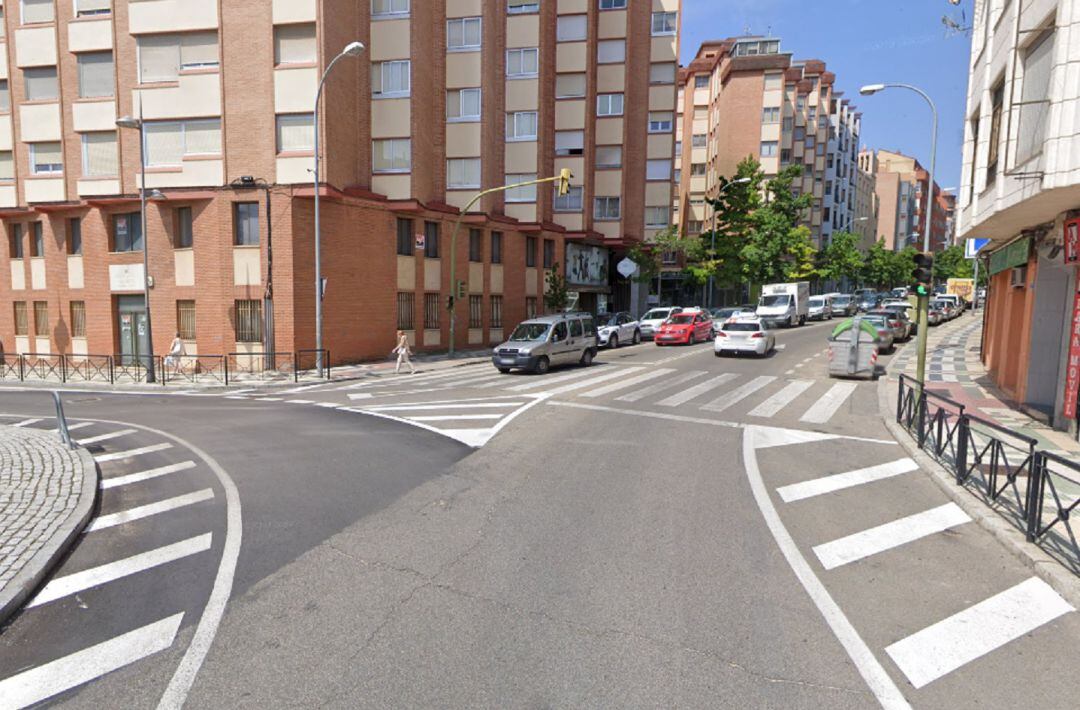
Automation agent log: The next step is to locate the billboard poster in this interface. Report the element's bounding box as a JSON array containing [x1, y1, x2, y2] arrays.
[[1065, 218, 1080, 265], [1064, 288, 1080, 420], [565, 244, 609, 288]]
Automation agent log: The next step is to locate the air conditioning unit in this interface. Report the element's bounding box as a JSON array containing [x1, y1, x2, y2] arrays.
[[1010, 265, 1027, 288]]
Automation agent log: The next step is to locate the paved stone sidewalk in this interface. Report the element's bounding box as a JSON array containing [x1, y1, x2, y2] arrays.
[[0, 424, 98, 624]]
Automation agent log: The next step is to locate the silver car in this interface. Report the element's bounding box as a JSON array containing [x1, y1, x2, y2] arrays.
[[597, 311, 641, 348], [492, 313, 598, 375], [638, 307, 682, 340]]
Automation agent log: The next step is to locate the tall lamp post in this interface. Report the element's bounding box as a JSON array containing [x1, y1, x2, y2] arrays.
[[860, 82, 938, 388], [116, 111, 162, 382], [313, 41, 365, 373], [707, 177, 752, 308]]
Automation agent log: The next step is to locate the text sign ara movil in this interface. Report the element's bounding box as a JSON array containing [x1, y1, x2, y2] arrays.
[[617, 257, 638, 278]]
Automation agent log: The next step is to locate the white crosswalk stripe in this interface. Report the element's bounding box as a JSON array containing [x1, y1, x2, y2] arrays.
[[541, 367, 645, 396], [615, 370, 705, 402], [85, 489, 215, 532], [76, 429, 137, 445], [885, 578, 1074, 689], [100, 461, 198, 490], [507, 367, 606, 392], [579, 368, 676, 398], [748, 380, 814, 418], [812, 503, 971, 570], [366, 402, 519, 412], [657, 374, 737, 407], [777, 458, 918, 503], [800, 382, 858, 424], [701, 376, 777, 413], [94, 442, 173, 463], [65, 422, 95, 431], [12, 418, 43, 427]]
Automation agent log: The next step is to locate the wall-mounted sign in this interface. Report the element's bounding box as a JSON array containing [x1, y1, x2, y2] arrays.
[[415, 233, 425, 250], [109, 263, 145, 292], [988, 237, 1030, 275], [1063, 288, 1080, 420], [1064, 218, 1080, 265], [565, 244, 609, 288], [617, 257, 638, 278]]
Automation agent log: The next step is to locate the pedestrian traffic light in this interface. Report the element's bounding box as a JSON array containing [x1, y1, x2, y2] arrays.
[[912, 252, 933, 296], [446, 295, 454, 311], [557, 168, 573, 197], [456, 280, 467, 299]]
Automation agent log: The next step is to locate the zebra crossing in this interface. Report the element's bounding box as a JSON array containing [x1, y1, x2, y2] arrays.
[[0, 415, 225, 709]]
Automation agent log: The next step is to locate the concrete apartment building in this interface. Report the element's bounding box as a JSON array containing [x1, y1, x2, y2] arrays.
[[672, 37, 861, 257], [958, 0, 1079, 431], [0, 0, 681, 367], [853, 149, 878, 249], [859, 148, 947, 252]]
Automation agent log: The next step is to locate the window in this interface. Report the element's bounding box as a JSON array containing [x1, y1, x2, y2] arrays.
[[647, 111, 672, 132], [1017, 28, 1054, 165], [275, 113, 314, 153], [596, 146, 621, 168], [690, 163, 706, 176], [649, 62, 675, 85], [599, 0, 626, 9], [423, 293, 439, 329], [824, 180, 832, 196], [506, 48, 538, 77], [137, 32, 219, 83], [807, 106, 816, 121], [24, 67, 58, 101], [554, 185, 583, 211], [33, 301, 48, 337], [661, 249, 678, 264], [469, 228, 483, 262], [447, 17, 481, 50], [968, 114, 980, 200], [274, 24, 316, 64], [468, 295, 482, 328], [372, 60, 410, 97], [447, 88, 481, 121], [507, 0, 539, 13], [597, 93, 623, 116], [22, 0, 53, 24], [525, 236, 537, 267], [764, 72, 783, 91], [594, 197, 620, 220], [555, 130, 584, 156], [674, 140, 682, 154], [372, 0, 408, 16], [673, 168, 680, 183], [646, 160, 670, 181], [77, 52, 113, 98], [14, 302, 27, 335], [555, 73, 586, 98], [424, 220, 439, 258], [67, 218, 82, 254], [987, 81, 1004, 184], [557, 15, 586, 41], [30, 222, 43, 257], [30, 142, 62, 174], [75, 0, 110, 17], [506, 111, 537, 140], [144, 119, 222, 165], [505, 173, 537, 202], [694, 75, 709, 89], [70, 301, 87, 338], [691, 134, 706, 148], [174, 207, 193, 248], [233, 202, 259, 246], [176, 300, 195, 339], [10, 224, 23, 258], [395, 292, 414, 330], [447, 158, 480, 189], [490, 231, 502, 264], [543, 239, 555, 268], [0, 80, 8, 111], [793, 126, 805, 141], [645, 206, 669, 228], [396, 217, 413, 256], [81, 132, 118, 176], [597, 40, 625, 63], [234, 299, 262, 343], [526, 296, 537, 318], [761, 106, 780, 124], [688, 220, 704, 233], [816, 142, 825, 156], [373, 138, 411, 172], [489, 295, 503, 328], [651, 12, 676, 35]]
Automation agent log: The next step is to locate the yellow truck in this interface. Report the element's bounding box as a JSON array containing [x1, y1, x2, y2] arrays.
[[946, 278, 975, 305]]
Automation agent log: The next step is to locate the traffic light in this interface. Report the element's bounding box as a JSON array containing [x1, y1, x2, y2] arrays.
[[912, 252, 933, 296], [446, 295, 455, 311], [557, 168, 573, 196]]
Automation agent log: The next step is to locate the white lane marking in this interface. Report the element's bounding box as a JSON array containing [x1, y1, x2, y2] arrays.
[[657, 373, 737, 407], [701, 376, 777, 413], [800, 382, 859, 424], [101, 461, 198, 490], [885, 577, 1074, 689], [408, 414, 504, 422], [506, 366, 611, 392], [28, 534, 212, 608], [224, 396, 249, 400], [580, 368, 676, 398], [813, 503, 971, 570], [315, 402, 342, 408], [615, 370, 706, 402], [775, 344, 787, 351], [541, 367, 645, 396], [76, 428, 137, 445], [86, 489, 215, 532], [252, 397, 282, 402], [784, 369, 796, 375], [747, 379, 814, 418], [742, 426, 912, 709], [65, 422, 95, 431], [0, 614, 184, 709], [94, 442, 173, 463], [12, 418, 43, 427], [228, 389, 256, 395], [643, 345, 716, 366], [366, 402, 519, 412], [286, 399, 315, 404], [777, 458, 919, 503]]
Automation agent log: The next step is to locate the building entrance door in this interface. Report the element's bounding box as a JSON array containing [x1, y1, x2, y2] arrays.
[[117, 295, 149, 366]]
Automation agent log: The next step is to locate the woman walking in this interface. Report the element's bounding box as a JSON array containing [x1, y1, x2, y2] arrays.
[[393, 330, 415, 374]]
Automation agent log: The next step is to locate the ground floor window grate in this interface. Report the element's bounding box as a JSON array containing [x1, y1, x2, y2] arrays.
[[234, 299, 262, 343], [423, 293, 440, 329], [177, 300, 196, 340], [397, 292, 415, 330], [469, 295, 482, 329], [489, 295, 503, 328]]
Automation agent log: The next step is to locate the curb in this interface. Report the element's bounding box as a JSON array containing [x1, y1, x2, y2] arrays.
[[0, 441, 99, 627], [875, 368, 1080, 610]]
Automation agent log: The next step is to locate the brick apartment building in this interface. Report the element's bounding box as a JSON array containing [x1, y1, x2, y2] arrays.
[[0, 0, 681, 367], [858, 148, 948, 252]]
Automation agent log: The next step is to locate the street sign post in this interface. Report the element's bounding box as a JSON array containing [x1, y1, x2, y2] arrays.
[[965, 237, 990, 259], [617, 257, 638, 278]]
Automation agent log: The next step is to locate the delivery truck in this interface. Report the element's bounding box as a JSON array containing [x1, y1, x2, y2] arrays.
[[756, 282, 810, 328]]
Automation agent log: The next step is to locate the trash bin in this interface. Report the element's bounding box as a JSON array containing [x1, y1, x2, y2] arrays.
[[827, 316, 879, 379]]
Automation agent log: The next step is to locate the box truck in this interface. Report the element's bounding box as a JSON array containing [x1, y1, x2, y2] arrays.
[[756, 282, 810, 327]]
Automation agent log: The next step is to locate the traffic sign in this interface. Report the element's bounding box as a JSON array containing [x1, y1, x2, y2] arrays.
[[616, 257, 638, 278], [965, 238, 990, 259]]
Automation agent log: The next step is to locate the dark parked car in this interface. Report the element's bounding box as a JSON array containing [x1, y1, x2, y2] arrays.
[[830, 295, 857, 317]]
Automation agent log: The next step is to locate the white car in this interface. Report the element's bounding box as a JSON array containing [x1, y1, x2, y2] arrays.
[[638, 307, 682, 341], [597, 311, 641, 348], [715, 318, 776, 357], [807, 295, 832, 321]]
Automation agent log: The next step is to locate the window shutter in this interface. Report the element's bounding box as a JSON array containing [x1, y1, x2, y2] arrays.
[[76, 0, 111, 13], [83, 132, 118, 176], [555, 73, 585, 98], [24, 68, 58, 101], [34, 142, 62, 166], [145, 123, 185, 165], [0, 151, 12, 180], [274, 24, 316, 64], [138, 36, 180, 83], [181, 32, 219, 68], [22, 0, 54, 24], [276, 114, 314, 152], [0, 80, 9, 112], [184, 120, 221, 155], [78, 52, 114, 98]]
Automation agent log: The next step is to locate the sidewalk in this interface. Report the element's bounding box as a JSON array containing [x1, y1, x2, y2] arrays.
[[0, 423, 98, 624]]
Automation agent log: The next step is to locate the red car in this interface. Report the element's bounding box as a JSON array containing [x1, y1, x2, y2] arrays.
[[655, 311, 713, 345]]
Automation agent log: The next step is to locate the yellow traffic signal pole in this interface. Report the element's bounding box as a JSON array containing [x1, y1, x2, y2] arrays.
[[447, 170, 574, 357]]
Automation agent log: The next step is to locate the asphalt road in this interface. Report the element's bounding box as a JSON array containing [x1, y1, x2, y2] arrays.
[[2, 316, 1079, 709]]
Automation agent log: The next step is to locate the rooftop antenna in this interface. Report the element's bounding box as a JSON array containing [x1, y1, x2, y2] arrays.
[[742, 24, 752, 36]]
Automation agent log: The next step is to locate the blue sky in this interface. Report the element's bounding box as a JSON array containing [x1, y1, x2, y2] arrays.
[[679, 0, 974, 190]]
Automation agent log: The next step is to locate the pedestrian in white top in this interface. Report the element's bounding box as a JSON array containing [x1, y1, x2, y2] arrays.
[[394, 330, 415, 374], [165, 332, 185, 372]]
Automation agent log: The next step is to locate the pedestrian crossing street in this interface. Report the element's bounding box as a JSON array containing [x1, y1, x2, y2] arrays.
[[749, 427, 1077, 696], [0, 415, 224, 709]]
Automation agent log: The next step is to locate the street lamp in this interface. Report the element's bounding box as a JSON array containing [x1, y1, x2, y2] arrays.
[[116, 112, 160, 382], [312, 40, 364, 373], [707, 177, 752, 308], [860, 82, 938, 388]]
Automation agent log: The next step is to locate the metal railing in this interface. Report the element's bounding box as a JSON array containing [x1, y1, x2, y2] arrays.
[[225, 351, 296, 385], [1029, 452, 1080, 574], [22, 353, 67, 382], [0, 353, 22, 380], [113, 355, 165, 385], [65, 354, 115, 384], [296, 349, 332, 381], [161, 354, 227, 385]]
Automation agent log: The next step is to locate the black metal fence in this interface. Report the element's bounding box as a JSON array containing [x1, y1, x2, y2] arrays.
[[897, 373, 1080, 573]]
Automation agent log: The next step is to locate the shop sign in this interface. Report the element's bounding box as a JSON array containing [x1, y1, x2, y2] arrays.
[[1065, 218, 1080, 265], [988, 236, 1031, 275], [1064, 288, 1080, 420], [109, 263, 145, 292], [415, 233, 425, 250], [565, 244, 609, 287]]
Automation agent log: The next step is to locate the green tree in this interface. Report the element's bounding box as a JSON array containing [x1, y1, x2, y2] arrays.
[[888, 246, 918, 289], [701, 158, 763, 287], [740, 163, 815, 286], [931, 245, 974, 282], [862, 239, 893, 288], [819, 231, 864, 284], [544, 262, 569, 312]]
